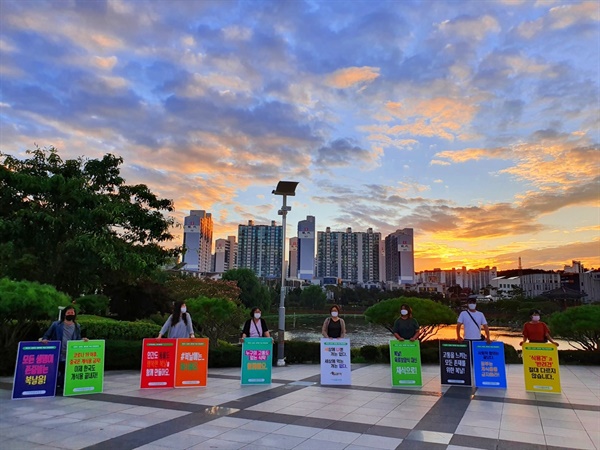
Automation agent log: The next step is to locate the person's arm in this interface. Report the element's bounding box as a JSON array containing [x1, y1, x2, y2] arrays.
[[240, 320, 250, 341], [261, 319, 270, 337], [340, 319, 346, 338], [483, 323, 491, 344], [544, 323, 558, 346], [322, 318, 329, 338], [456, 323, 463, 342], [392, 319, 403, 341], [410, 320, 420, 341], [187, 314, 195, 338], [39, 322, 56, 343], [157, 316, 172, 338], [520, 323, 528, 346]]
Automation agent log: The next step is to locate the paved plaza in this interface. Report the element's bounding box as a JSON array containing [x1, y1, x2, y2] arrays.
[[0, 363, 598, 450]]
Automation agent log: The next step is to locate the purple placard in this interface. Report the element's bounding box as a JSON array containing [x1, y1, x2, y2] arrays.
[[12, 341, 61, 399]]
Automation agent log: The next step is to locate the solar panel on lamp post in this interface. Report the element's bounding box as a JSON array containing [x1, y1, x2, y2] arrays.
[[272, 181, 298, 367]]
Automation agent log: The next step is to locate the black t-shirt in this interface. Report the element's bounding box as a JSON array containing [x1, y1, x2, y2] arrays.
[[327, 319, 342, 338], [392, 317, 419, 339]]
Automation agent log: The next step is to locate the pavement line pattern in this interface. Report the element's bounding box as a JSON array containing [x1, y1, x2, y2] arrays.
[[1, 364, 598, 450]]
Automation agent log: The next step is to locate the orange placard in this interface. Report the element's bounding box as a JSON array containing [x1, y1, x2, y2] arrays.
[[174, 338, 209, 388]]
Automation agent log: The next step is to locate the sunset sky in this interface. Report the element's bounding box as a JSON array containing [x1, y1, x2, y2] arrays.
[[1, 0, 598, 272]]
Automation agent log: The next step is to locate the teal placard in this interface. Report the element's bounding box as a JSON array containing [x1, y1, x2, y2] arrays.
[[390, 340, 422, 386], [63, 340, 105, 396], [241, 338, 272, 385]]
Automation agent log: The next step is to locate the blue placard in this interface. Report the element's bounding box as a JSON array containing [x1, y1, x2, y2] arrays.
[[12, 341, 61, 399], [472, 341, 507, 388]]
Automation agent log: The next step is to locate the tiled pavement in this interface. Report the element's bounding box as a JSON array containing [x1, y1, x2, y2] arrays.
[[0, 364, 598, 450]]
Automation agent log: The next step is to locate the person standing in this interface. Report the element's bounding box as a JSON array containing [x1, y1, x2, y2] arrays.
[[322, 304, 346, 339], [39, 305, 88, 391], [392, 303, 420, 341], [456, 299, 491, 344], [241, 307, 271, 342], [520, 310, 559, 346], [158, 301, 195, 339]]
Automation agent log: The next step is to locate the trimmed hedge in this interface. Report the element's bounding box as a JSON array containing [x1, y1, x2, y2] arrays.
[[78, 316, 161, 340]]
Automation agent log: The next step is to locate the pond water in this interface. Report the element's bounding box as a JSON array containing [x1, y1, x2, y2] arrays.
[[271, 314, 572, 350]]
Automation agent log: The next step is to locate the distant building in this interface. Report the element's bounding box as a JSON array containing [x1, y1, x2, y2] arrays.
[[455, 266, 498, 293], [520, 272, 561, 298], [288, 237, 298, 278], [214, 235, 237, 273], [297, 215, 315, 280], [580, 270, 600, 303], [182, 210, 213, 273], [316, 227, 381, 283], [237, 220, 283, 278], [490, 276, 521, 298], [385, 228, 414, 285]]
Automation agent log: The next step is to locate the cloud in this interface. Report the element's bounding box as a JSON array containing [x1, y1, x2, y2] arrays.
[[314, 138, 379, 168], [325, 66, 380, 89], [437, 14, 501, 42]]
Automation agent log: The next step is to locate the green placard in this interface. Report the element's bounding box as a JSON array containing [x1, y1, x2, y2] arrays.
[[390, 340, 422, 387], [63, 340, 105, 396]]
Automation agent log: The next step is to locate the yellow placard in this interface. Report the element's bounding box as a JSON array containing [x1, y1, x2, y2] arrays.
[[522, 343, 561, 394]]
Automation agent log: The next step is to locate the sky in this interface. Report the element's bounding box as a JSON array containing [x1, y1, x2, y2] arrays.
[[1, 0, 599, 272]]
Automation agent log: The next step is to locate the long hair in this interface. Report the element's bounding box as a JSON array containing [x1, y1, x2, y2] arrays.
[[170, 301, 188, 326], [400, 304, 413, 319], [60, 306, 77, 323]]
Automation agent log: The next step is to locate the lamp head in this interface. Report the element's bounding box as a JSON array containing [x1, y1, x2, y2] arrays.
[[272, 181, 299, 196]]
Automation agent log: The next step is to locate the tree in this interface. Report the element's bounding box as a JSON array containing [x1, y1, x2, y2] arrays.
[[0, 278, 70, 357], [364, 297, 457, 341], [75, 294, 110, 316], [104, 278, 172, 321], [165, 274, 241, 303], [0, 146, 178, 297], [549, 305, 600, 351], [186, 296, 247, 348], [221, 268, 271, 311], [300, 285, 327, 310]]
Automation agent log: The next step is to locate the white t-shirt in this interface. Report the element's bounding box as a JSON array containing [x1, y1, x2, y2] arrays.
[[457, 310, 487, 340]]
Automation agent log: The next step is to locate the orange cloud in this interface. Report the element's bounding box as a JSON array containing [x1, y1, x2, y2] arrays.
[[325, 66, 380, 89]]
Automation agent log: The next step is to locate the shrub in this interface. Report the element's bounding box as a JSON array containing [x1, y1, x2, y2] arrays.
[[77, 315, 160, 340], [209, 344, 242, 368], [105, 340, 142, 370], [360, 345, 380, 362], [558, 350, 600, 365], [274, 341, 320, 364], [75, 294, 110, 316]]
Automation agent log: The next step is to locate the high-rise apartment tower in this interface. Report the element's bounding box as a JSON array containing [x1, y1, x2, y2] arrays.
[[182, 210, 213, 273]]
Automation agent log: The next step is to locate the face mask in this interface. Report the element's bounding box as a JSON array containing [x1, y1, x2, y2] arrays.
[[468, 304, 476, 310], [331, 311, 338, 317], [65, 315, 75, 321], [181, 307, 187, 313], [532, 315, 540, 322], [254, 313, 261, 319], [400, 309, 408, 316]]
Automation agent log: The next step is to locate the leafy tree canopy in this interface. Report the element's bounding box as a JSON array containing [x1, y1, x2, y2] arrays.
[[0, 278, 70, 351], [221, 268, 271, 311], [549, 305, 600, 352], [186, 296, 247, 348], [0, 146, 178, 297], [364, 297, 457, 341], [165, 274, 241, 303], [300, 285, 327, 310]]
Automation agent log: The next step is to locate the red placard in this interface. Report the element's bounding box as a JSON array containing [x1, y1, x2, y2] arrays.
[[174, 338, 209, 388], [140, 338, 176, 388]]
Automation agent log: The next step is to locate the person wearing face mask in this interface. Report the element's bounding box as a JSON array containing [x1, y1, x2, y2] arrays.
[[157, 301, 195, 339], [322, 304, 346, 339], [456, 299, 491, 344], [241, 307, 271, 342], [39, 305, 88, 391], [520, 310, 558, 346], [392, 304, 420, 341]]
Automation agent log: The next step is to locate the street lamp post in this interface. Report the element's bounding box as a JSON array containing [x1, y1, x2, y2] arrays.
[[272, 180, 298, 367]]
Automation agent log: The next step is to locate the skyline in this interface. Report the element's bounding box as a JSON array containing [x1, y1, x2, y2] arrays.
[[1, 0, 598, 272]]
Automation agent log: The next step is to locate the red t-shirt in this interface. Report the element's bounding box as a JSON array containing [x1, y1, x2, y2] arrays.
[[523, 321, 550, 343]]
